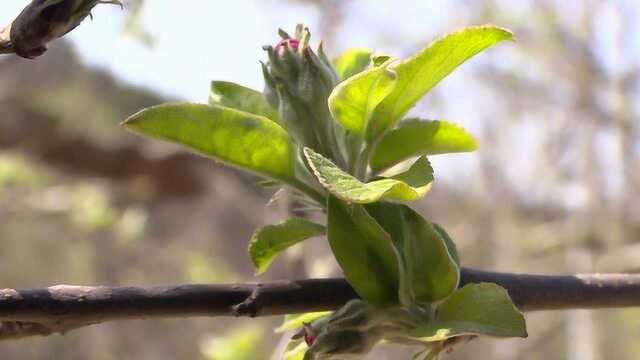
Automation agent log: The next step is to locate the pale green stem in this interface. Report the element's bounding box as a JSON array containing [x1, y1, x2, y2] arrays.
[[347, 136, 364, 177], [355, 140, 378, 182], [286, 177, 326, 207]]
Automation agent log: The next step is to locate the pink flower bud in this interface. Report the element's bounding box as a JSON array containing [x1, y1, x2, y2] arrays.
[[304, 332, 316, 346], [275, 39, 300, 54], [302, 323, 316, 346]]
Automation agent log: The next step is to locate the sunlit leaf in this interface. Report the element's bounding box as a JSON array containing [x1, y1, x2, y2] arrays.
[[371, 119, 478, 172], [249, 219, 325, 275], [367, 26, 513, 141], [123, 103, 296, 182], [327, 196, 400, 306], [333, 48, 372, 80], [411, 283, 527, 341], [305, 148, 433, 204], [366, 203, 459, 303], [283, 339, 307, 360], [209, 81, 279, 122], [329, 61, 397, 136], [276, 311, 331, 333]]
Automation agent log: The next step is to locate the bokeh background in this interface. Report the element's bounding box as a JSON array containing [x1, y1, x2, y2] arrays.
[[1, 0, 639, 359]]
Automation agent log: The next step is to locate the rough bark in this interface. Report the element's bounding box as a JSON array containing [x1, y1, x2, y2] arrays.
[[1, 268, 639, 340]]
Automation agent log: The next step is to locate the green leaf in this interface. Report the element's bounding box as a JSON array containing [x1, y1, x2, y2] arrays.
[[401, 207, 460, 302], [411, 283, 527, 340], [305, 148, 433, 204], [433, 223, 460, 267], [367, 26, 513, 141], [123, 103, 296, 182], [366, 204, 459, 303], [327, 196, 400, 306], [371, 119, 478, 172], [328, 61, 397, 137], [276, 311, 331, 333], [333, 48, 373, 80], [209, 81, 279, 121], [249, 219, 325, 275], [283, 339, 308, 360]]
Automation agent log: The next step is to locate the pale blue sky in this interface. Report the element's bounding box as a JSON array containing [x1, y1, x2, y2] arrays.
[[1, 1, 455, 101], [2, 1, 318, 100]]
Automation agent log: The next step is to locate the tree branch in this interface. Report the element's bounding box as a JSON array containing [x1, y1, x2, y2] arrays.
[[0, 0, 122, 59], [1, 268, 639, 340]]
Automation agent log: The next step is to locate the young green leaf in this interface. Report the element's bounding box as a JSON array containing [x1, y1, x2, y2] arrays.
[[333, 48, 373, 80], [367, 26, 513, 141], [283, 339, 307, 360], [411, 283, 527, 341], [305, 148, 433, 204], [328, 60, 397, 137], [400, 207, 460, 303], [123, 103, 296, 182], [276, 311, 331, 333], [327, 196, 400, 306], [249, 219, 325, 275], [432, 223, 460, 267], [371, 119, 478, 172], [366, 204, 460, 303], [209, 81, 279, 122]]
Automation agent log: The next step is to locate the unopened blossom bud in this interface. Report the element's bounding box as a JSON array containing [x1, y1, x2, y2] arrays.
[[326, 299, 370, 330], [306, 329, 380, 359], [275, 38, 300, 54], [261, 24, 345, 167], [300, 300, 383, 359], [302, 323, 317, 346]]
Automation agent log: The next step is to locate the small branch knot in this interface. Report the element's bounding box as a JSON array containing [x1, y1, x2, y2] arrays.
[[231, 285, 264, 317]]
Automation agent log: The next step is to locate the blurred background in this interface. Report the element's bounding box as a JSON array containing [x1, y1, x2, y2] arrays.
[[0, 0, 639, 359]]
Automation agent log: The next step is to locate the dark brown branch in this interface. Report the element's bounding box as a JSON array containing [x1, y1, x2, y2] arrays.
[[459, 269, 640, 310], [1, 268, 640, 340]]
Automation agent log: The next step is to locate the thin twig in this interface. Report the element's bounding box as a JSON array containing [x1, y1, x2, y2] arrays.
[[1, 268, 639, 340]]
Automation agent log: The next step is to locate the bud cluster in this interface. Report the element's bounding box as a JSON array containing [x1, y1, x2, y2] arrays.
[[297, 300, 434, 359], [261, 25, 345, 167]]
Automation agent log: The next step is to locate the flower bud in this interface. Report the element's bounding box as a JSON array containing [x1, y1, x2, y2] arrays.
[[275, 38, 300, 54], [261, 24, 345, 167], [261, 61, 279, 109], [302, 323, 317, 346], [299, 301, 440, 359], [326, 299, 370, 330], [306, 329, 381, 359], [300, 300, 383, 359]]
